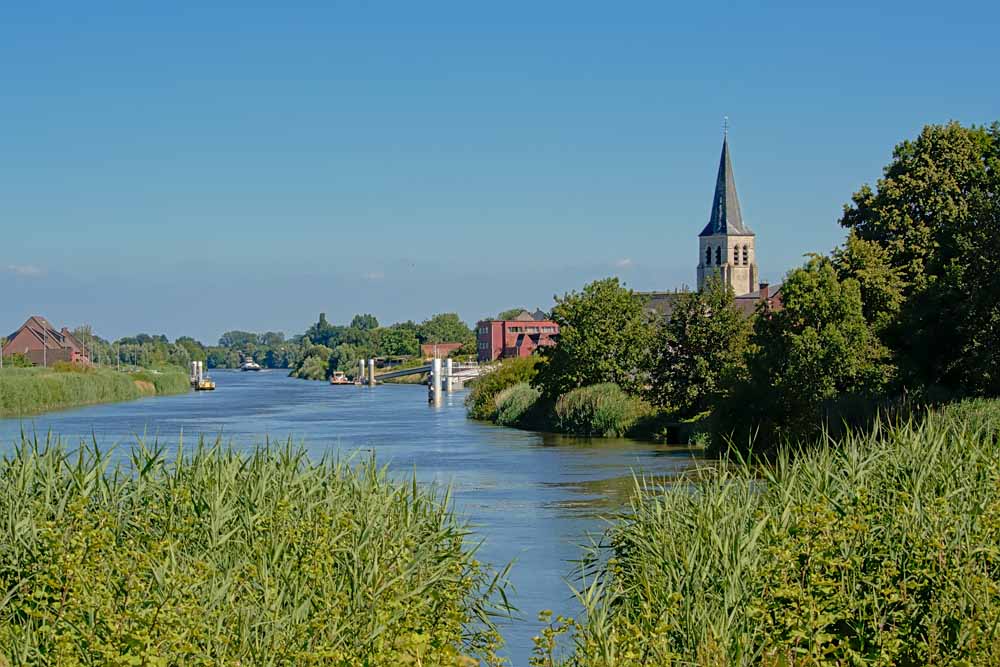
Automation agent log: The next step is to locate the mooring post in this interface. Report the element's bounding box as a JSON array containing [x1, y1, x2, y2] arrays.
[[445, 358, 454, 393], [359, 359, 366, 384], [368, 359, 376, 387], [431, 357, 442, 405]]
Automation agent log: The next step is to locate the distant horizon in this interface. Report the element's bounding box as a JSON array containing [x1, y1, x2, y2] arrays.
[[4, 2, 997, 341]]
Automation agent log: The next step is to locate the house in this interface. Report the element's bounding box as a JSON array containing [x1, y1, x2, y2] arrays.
[[420, 342, 465, 359], [2, 316, 89, 366], [476, 310, 559, 362]]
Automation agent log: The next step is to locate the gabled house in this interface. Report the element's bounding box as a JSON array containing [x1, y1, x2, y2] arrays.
[[476, 310, 559, 362], [2, 316, 89, 366]]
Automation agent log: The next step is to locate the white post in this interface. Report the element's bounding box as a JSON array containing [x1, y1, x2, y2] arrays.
[[446, 358, 454, 393], [359, 359, 366, 384], [431, 357, 442, 405], [368, 359, 376, 387]]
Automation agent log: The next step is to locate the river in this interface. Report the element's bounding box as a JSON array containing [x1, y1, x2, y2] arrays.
[[0, 370, 701, 664]]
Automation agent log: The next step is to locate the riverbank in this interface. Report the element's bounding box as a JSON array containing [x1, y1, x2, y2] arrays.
[[466, 358, 694, 442], [0, 365, 190, 417], [0, 437, 507, 664], [539, 399, 1000, 665]]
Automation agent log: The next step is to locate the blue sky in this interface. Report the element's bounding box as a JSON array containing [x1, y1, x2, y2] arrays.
[[2, 1, 997, 342]]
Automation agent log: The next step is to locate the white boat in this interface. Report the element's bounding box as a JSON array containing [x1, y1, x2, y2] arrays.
[[240, 357, 262, 371]]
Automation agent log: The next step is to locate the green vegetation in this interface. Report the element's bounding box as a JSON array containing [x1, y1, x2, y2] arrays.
[[0, 366, 189, 417], [537, 400, 1000, 666], [534, 278, 654, 399], [553, 384, 651, 438], [475, 121, 1000, 450], [290, 312, 476, 381], [0, 436, 509, 665], [466, 356, 542, 421], [494, 382, 542, 427]]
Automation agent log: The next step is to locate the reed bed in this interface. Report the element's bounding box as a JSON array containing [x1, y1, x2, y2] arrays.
[[541, 399, 1000, 666], [0, 436, 509, 666], [0, 367, 189, 417]]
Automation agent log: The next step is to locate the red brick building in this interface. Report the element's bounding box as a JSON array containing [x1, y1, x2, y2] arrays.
[[476, 310, 559, 362], [420, 342, 464, 359], [2, 316, 89, 366]]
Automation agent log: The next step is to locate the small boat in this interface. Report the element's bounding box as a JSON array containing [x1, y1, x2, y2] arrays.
[[240, 357, 262, 371], [194, 377, 216, 391], [329, 371, 352, 385]]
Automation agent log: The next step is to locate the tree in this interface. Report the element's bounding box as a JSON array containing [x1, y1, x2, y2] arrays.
[[304, 314, 342, 348], [175, 336, 207, 362], [533, 277, 655, 399], [350, 314, 379, 332], [417, 314, 474, 346], [218, 331, 258, 350], [714, 257, 892, 449], [497, 308, 527, 320], [839, 121, 1000, 394], [840, 121, 997, 292], [647, 278, 750, 418], [831, 233, 906, 335], [375, 325, 420, 357]]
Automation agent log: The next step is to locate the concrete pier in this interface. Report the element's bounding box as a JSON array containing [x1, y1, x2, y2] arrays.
[[368, 359, 376, 387], [445, 358, 454, 393], [359, 359, 366, 384], [430, 358, 442, 405]]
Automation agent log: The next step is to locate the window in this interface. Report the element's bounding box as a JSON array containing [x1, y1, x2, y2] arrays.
[[705, 247, 712, 265], [742, 245, 749, 264], [733, 246, 740, 264], [715, 246, 722, 265]]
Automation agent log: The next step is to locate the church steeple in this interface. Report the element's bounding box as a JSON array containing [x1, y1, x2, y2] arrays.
[[699, 134, 753, 237], [696, 125, 759, 296]]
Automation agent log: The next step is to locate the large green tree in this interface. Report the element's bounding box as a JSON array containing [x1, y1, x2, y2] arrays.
[[534, 277, 655, 399], [840, 121, 1000, 394], [715, 258, 892, 449], [647, 278, 750, 418], [417, 314, 474, 346]]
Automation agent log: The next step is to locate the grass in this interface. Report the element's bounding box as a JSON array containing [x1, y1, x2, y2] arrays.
[[553, 384, 652, 438], [0, 435, 510, 666], [466, 357, 542, 421], [537, 399, 1000, 666], [0, 366, 190, 417]]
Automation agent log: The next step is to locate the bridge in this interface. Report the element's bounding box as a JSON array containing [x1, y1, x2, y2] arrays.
[[357, 358, 492, 403]]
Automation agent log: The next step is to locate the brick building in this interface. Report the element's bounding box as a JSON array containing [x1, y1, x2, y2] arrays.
[[476, 310, 559, 362], [2, 316, 89, 366]]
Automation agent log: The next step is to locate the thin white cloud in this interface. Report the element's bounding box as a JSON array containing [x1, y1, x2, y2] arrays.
[[614, 258, 634, 269], [6, 264, 44, 277], [362, 271, 385, 281]]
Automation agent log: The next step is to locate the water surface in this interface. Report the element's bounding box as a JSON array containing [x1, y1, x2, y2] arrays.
[[0, 370, 701, 663]]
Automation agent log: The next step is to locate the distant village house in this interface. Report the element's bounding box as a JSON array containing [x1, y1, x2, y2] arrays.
[[2, 316, 89, 366], [476, 310, 559, 362]]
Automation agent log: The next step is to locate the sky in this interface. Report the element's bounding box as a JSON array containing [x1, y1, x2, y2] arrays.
[[2, 1, 998, 343]]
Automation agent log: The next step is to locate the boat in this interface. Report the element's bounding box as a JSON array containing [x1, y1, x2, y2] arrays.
[[329, 371, 352, 385], [194, 377, 216, 391], [240, 357, 262, 371]]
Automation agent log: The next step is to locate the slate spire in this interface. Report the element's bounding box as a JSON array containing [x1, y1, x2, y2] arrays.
[[699, 134, 753, 237]]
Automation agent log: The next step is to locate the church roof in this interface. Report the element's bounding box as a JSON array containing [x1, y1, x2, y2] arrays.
[[699, 136, 753, 237]]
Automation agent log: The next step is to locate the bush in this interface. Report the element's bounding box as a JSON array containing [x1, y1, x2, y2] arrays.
[[549, 400, 1000, 666], [0, 437, 508, 665], [553, 383, 651, 437], [493, 382, 541, 427], [466, 356, 541, 421]]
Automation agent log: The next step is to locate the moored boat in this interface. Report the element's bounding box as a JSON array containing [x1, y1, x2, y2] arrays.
[[329, 371, 352, 385]]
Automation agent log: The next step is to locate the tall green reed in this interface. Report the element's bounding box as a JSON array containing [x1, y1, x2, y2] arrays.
[[0, 434, 510, 666], [545, 400, 1000, 666]]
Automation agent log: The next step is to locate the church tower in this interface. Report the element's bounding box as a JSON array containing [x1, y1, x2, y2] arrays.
[[696, 131, 758, 295]]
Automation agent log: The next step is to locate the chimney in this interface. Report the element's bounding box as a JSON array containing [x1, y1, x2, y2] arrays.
[[759, 282, 770, 300]]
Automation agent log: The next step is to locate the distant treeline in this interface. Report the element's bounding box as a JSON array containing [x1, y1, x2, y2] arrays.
[[44, 312, 477, 380]]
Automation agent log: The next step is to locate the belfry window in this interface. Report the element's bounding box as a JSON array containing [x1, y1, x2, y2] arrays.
[[705, 247, 712, 265], [715, 246, 722, 265], [742, 245, 749, 264], [733, 246, 740, 264]]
